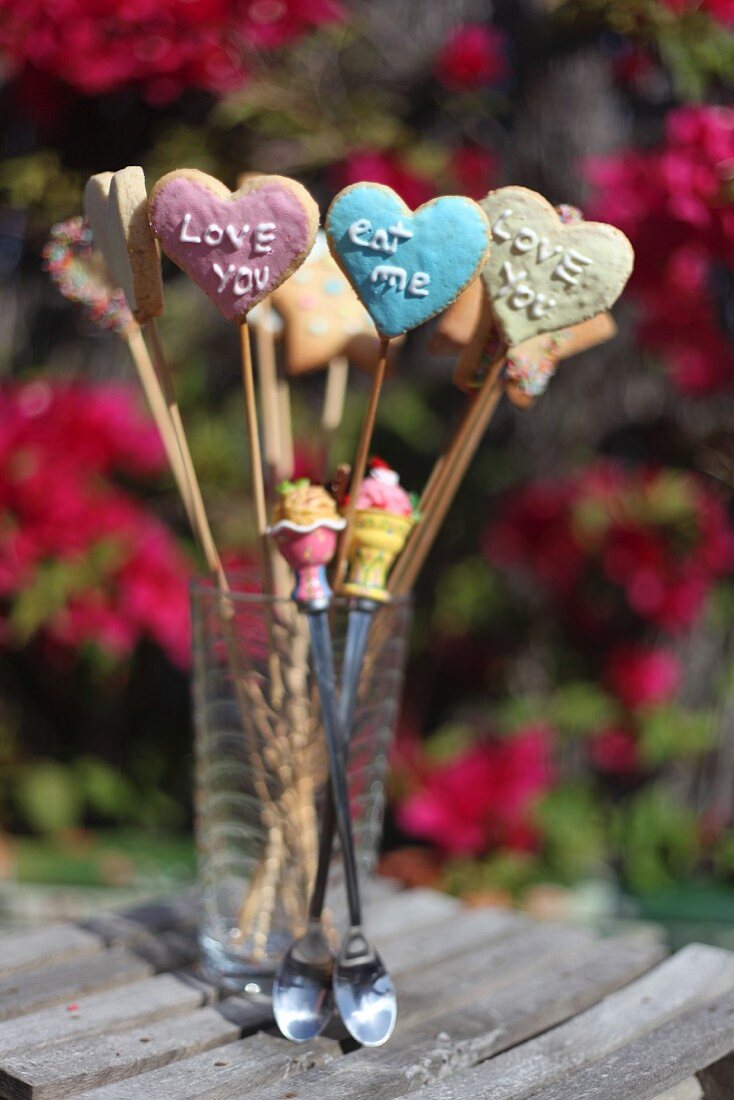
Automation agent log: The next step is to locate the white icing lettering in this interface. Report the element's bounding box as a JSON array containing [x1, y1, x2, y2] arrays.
[[492, 208, 514, 242], [349, 219, 372, 247], [254, 266, 270, 290], [537, 238, 563, 264], [407, 271, 430, 297], [234, 267, 253, 295], [254, 222, 276, 254], [389, 220, 413, 241], [513, 227, 537, 254], [225, 223, 250, 248], [370, 264, 408, 291], [509, 284, 535, 309], [553, 248, 593, 286], [180, 214, 201, 243], [529, 293, 557, 319], [369, 228, 393, 253], [203, 223, 224, 246], [496, 260, 528, 298], [213, 263, 237, 292]]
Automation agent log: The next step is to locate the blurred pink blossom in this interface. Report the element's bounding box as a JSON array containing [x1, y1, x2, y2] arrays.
[[587, 105, 734, 394], [605, 645, 681, 709], [397, 726, 554, 857], [0, 0, 343, 101], [433, 23, 508, 91], [329, 149, 436, 207], [0, 379, 192, 668], [590, 727, 640, 776]]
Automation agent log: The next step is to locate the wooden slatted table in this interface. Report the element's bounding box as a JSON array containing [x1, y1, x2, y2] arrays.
[[0, 882, 732, 1099]]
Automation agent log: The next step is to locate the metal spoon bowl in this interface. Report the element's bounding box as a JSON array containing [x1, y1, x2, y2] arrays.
[[273, 922, 334, 1042], [333, 928, 397, 1047]]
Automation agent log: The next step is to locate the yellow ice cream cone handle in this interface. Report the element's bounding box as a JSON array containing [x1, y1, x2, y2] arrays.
[[342, 465, 418, 602]]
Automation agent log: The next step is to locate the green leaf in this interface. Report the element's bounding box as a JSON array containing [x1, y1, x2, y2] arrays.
[[536, 785, 606, 883], [639, 707, 715, 767], [613, 787, 700, 896], [14, 761, 84, 833], [431, 556, 504, 636], [9, 540, 124, 644], [550, 682, 616, 739], [74, 756, 138, 821]]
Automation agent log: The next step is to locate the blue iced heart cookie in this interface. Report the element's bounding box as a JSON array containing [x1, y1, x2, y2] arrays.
[[325, 184, 491, 339]]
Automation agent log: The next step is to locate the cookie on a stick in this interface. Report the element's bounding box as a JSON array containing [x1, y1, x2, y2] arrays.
[[148, 169, 319, 589], [389, 187, 634, 597], [325, 183, 492, 589], [84, 166, 226, 583]]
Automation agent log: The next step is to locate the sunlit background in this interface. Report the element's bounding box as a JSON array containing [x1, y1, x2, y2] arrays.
[[1, 0, 734, 945]]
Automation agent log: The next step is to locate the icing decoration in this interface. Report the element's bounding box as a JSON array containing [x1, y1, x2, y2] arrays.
[[42, 217, 133, 334], [148, 170, 319, 322], [83, 167, 164, 325], [325, 184, 491, 339], [480, 186, 633, 346], [270, 230, 386, 375]]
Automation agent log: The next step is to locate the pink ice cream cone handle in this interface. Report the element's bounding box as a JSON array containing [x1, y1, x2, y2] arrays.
[[269, 519, 346, 610]]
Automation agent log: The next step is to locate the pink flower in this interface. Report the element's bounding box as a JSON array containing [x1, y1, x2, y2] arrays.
[[433, 24, 507, 91], [0, 0, 344, 101], [590, 727, 640, 776], [397, 726, 554, 857], [605, 645, 681, 709], [448, 144, 499, 200], [0, 379, 192, 668], [329, 150, 436, 208], [586, 106, 734, 394]]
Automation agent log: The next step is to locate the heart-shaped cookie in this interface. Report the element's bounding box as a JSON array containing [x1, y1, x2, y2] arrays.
[[83, 167, 164, 325], [148, 170, 319, 322], [325, 184, 491, 339], [480, 186, 634, 346]]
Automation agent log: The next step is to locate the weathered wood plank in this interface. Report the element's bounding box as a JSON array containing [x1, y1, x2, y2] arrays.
[[397, 922, 596, 1028], [0, 925, 104, 979], [382, 908, 524, 976], [365, 889, 460, 942], [78, 1031, 337, 1100], [0, 974, 209, 1056], [520, 988, 734, 1100], [0, 948, 154, 1021], [412, 942, 734, 1100], [0, 1007, 241, 1100], [652, 1084, 702, 1100], [236, 934, 663, 1100]]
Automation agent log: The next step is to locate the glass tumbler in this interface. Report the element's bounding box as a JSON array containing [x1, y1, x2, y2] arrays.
[[190, 575, 411, 993]]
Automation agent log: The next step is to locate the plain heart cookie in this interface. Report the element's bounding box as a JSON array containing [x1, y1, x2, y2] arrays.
[[325, 183, 491, 339], [480, 186, 634, 346], [83, 167, 164, 325], [148, 170, 319, 322]]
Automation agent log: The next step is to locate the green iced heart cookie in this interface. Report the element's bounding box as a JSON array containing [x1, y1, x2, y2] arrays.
[[480, 186, 634, 347]]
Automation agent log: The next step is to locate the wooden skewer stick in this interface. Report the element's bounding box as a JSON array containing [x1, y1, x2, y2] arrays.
[[254, 301, 291, 599], [123, 326, 195, 531], [388, 353, 506, 597], [332, 336, 389, 593], [255, 300, 284, 491], [320, 355, 349, 481], [146, 318, 227, 588], [239, 320, 274, 595]]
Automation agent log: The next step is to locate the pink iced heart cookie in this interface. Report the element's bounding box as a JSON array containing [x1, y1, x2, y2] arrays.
[[148, 170, 319, 322]]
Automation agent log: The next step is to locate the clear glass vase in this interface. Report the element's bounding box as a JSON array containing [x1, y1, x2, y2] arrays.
[[190, 574, 411, 994]]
